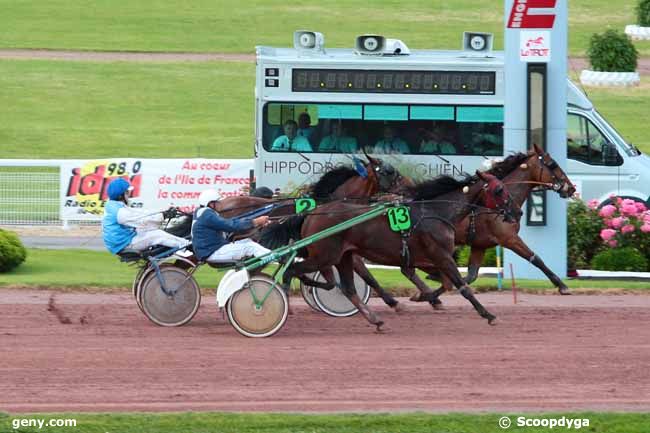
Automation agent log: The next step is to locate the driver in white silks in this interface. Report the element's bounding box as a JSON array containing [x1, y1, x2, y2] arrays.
[[102, 178, 190, 255], [191, 189, 271, 263]]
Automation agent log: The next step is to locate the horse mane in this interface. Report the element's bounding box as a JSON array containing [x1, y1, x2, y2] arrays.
[[486, 152, 530, 179], [310, 166, 359, 199], [406, 175, 474, 200]]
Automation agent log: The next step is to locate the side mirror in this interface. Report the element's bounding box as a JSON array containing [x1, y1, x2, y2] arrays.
[[602, 143, 622, 166]]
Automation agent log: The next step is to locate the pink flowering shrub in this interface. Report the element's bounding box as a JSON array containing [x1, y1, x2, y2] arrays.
[[591, 197, 650, 271], [569, 197, 650, 271]]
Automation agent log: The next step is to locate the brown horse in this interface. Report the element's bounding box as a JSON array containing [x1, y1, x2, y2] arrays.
[[346, 144, 576, 311], [209, 157, 413, 310], [421, 143, 576, 305], [270, 171, 516, 329], [214, 155, 408, 219]]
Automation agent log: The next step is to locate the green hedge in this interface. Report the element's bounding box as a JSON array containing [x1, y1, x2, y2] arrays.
[[591, 247, 648, 271], [567, 200, 604, 270], [587, 29, 638, 72], [638, 0, 650, 27], [456, 246, 499, 267], [0, 229, 27, 272]]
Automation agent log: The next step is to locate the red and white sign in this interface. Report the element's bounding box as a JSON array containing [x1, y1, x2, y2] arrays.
[[507, 0, 557, 29], [60, 158, 254, 221], [520, 31, 551, 62]]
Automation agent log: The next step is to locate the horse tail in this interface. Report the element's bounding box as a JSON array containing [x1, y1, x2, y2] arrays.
[[258, 215, 306, 250]]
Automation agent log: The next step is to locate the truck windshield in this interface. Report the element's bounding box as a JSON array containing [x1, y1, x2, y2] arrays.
[[594, 110, 639, 156], [262, 103, 504, 156]]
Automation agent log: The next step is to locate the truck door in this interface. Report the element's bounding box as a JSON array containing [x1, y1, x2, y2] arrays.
[[566, 111, 631, 202]]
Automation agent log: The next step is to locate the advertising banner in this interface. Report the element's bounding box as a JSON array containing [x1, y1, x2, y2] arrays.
[[60, 158, 254, 221]]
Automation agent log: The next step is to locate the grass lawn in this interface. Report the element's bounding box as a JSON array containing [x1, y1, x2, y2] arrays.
[[1, 59, 649, 160], [0, 59, 254, 159], [0, 0, 649, 56], [1, 248, 648, 293], [1, 411, 649, 433]]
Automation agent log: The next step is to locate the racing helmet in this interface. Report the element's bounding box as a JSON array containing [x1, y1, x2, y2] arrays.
[[107, 178, 132, 200], [198, 189, 222, 207], [251, 186, 274, 199]]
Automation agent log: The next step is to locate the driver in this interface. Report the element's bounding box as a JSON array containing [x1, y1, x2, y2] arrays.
[[102, 178, 189, 254], [191, 189, 272, 263]]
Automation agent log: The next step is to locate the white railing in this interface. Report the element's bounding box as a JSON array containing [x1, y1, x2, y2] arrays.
[[0, 160, 62, 225], [0, 158, 255, 226]]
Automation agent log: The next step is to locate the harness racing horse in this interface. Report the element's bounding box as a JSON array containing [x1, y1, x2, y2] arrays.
[[268, 171, 516, 330], [214, 155, 408, 220], [211, 157, 413, 311], [420, 143, 576, 306]]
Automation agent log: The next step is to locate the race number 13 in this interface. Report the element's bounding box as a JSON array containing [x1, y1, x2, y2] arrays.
[[387, 206, 411, 232]]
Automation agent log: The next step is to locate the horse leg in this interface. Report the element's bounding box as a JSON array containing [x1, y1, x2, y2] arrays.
[[465, 247, 486, 284], [352, 256, 403, 312], [297, 266, 338, 291], [503, 235, 571, 295], [282, 260, 328, 315], [433, 252, 496, 324], [339, 253, 385, 331], [402, 267, 436, 302], [418, 266, 454, 310]]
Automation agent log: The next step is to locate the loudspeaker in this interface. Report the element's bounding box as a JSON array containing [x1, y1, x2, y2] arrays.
[[355, 35, 385, 54], [355, 35, 410, 55], [462, 32, 494, 56], [294, 30, 325, 51]]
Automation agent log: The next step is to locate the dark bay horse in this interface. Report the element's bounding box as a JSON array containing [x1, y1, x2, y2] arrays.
[[215, 155, 408, 220], [210, 157, 413, 311], [270, 171, 516, 329], [351, 144, 576, 311], [422, 143, 576, 303]]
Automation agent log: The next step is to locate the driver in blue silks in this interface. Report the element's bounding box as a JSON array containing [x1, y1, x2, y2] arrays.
[[102, 178, 189, 255], [191, 189, 271, 263]]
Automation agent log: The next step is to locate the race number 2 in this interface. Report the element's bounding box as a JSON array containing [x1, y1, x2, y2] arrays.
[[295, 198, 317, 214], [387, 206, 411, 232]]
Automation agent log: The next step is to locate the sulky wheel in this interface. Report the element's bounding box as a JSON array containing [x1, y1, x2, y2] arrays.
[[312, 269, 370, 318], [299, 275, 322, 312], [226, 276, 288, 338], [133, 263, 159, 313], [139, 267, 201, 327], [131, 264, 149, 302]]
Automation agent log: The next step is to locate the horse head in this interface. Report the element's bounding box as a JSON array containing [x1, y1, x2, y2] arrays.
[[362, 148, 413, 193], [476, 171, 520, 222], [529, 143, 576, 198]]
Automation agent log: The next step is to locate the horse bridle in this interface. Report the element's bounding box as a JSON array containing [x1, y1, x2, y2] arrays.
[[478, 177, 519, 222], [537, 152, 572, 197], [372, 161, 402, 192]]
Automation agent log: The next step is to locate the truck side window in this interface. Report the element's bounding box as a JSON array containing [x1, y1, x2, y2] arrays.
[[567, 113, 619, 166], [567, 114, 589, 163]]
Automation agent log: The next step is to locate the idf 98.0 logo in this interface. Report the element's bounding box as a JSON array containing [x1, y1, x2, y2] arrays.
[[65, 159, 143, 214]]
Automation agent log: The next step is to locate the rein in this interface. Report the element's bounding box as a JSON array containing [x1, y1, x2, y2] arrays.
[[503, 180, 553, 187]]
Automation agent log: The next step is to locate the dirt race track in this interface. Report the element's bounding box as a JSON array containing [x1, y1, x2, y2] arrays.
[[2, 290, 650, 414]]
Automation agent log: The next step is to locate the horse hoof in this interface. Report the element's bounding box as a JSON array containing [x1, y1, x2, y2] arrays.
[[431, 302, 444, 311], [487, 315, 497, 325], [410, 293, 434, 302], [559, 288, 572, 295], [393, 303, 407, 313], [375, 321, 386, 333]]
